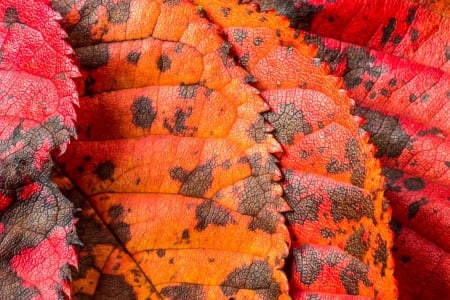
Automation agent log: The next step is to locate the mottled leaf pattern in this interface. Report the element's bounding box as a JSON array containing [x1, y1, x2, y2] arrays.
[[194, 1, 396, 298], [52, 0, 290, 299], [0, 0, 79, 299], [251, 0, 450, 298]]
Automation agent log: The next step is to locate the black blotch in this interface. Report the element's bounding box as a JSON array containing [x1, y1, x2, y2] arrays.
[[240, 53, 250, 68], [403, 177, 425, 191], [446, 162, 450, 167], [109, 221, 131, 243], [108, 205, 124, 219], [127, 51, 141, 64], [406, 7, 417, 25], [340, 259, 373, 295], [410, 28, 419, 43], [446, 46, 450, 61], [169, 166, 189, 182], [161, 284, 205, 299], [401, 256, 410, 263], [408, 197, 429, 219], [291, 2, 324, 31], [263, 103, 313, 145], [178, 83, 199, 99], [157, 249, 166, 258], [107, 1, 131, 24], [157, 54, 171, 72], [248, 115, 267, 143], [253, 37, 263, 46], [374, 233, 388, 276], [381, 18, 397, 47], [4, 7, 19, 26], [218, 42, 232, 65], [84, 156, 92, 162], [181, 229, 190, 240], [382, 167, 403, 181], [421, 93, 429, 103], [131, 96, 156, 129], [220, 260, 281, 299], [178, 160, 214, 198], [364, 80, 374, 91], [326, 185, 375, 223], [95, 160, 115, 181], [320, 227, 335, 239], [293, 245, 323, 286], [389, 78, 397, 87], [284, 179, 322, 226], [409, 93, 417, 103], [380, 88, 389, 96], [344, 227, 370, 261], [302, 34, 343, 73], [417, 127, 443, 136], [163, 107, 197, 136], [342, 47, 386, 89], [220, 7, 231, 17], [355, 106, 410, 158], [195, 200, 234, 231], [96, 274, 136, 299], [76, 44, 110, 70], [233, 29, 247, 46], [392, 34, 402, 45], [389, 219, 402, 240]]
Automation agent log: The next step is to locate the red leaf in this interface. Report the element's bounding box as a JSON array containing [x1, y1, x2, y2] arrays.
[[0, 0, 79, 298]]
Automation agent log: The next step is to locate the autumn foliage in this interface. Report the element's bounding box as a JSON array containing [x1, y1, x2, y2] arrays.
[[2, 0, 447, 299]]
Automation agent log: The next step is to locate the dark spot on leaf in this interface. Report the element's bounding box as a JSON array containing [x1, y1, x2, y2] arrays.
[[410, 28, 419, 43], [340, 259, 373, 295], [417, 127, 443, 136], [392, 34, 402, 45], [220, 7, 231, 17], [291, 2, 324, 31], [326, 185, 375, 223], [381, 18, 396, 47], [221, 260, 281, 299], [163, 0, 181, 5], [253, 37, 263, 46], [76, 44, 110, 70], [178, 83, 199, 99], [108, 205, 124, 219], [364, 80, 374, 91], [344, 227, 370, 261], [374, 233, 388, 275], [181, 229, 190, 240], [263, 103, 313, 145], [401, 256, 410, 263], [389, 219, 402, 239], [95, 161, 115, 181], [107, 1, 131, 24], [127, 51, 141, 64], [4, 7, 19, 26], [233, 29, 247, 45], [380, 88, 389, 96], [389, 78, 397, 86], [382, 167, 403, 181], [131, 96, 156, 129], [109, 221, 131, 243], [421, 93, 429, 103], [195, 200, 234, 231], [320, 227, 335, 239], [284, 178, 322, 226], [163, 107, 197, 136], [157, 54, 171, 72], [355, 106, 410, 158], [157, 249, 165, 258], [409, 93, 417, 103], [293, 245, 323, 286], [408, 197, 429, 219], [404, 177, 425, 191], [170, 166, 189, 182], [161, 284, 205, 299], [406, 7, 417, 25], [96, 274, 136, 299], [178, 160, 214, 198], [248, 115, 267, 143]]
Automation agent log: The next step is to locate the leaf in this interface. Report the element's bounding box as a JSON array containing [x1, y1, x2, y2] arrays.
[[0, 0, 79, 299], [51, 0, 290, 298], [248, 0, 450, 298], [192, 1, 396, 298]]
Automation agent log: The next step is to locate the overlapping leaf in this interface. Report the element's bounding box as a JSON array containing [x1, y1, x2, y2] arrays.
[[193, 1, 396, 298], [0, 0, 79, 298], [250, 0, 450, 298], [52, 0, 291, 298]]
